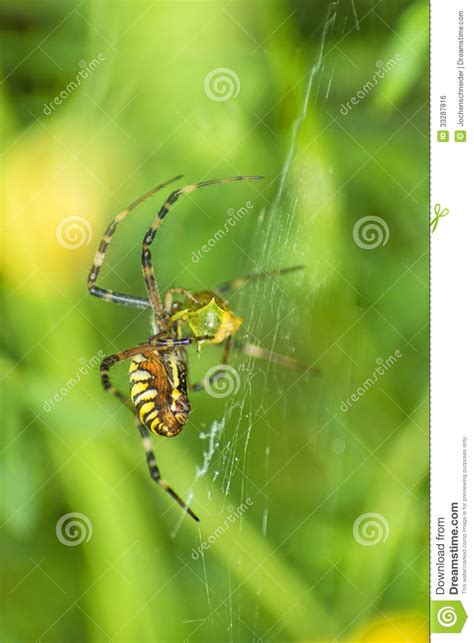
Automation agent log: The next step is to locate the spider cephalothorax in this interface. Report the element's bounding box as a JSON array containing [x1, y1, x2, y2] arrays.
[[88, 175, 303, 521]]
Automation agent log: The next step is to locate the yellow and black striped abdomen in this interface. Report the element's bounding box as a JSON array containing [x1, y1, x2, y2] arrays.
[[129, 352, 189, 437]]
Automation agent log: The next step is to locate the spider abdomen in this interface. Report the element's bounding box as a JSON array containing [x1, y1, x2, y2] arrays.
[[129, 352, 189, 437]]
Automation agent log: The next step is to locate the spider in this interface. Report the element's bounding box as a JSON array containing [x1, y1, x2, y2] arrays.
[[87, 175, 304, 522]]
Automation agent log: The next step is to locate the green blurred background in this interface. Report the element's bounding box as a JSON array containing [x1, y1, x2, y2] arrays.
[[1, 1, 429, 641]]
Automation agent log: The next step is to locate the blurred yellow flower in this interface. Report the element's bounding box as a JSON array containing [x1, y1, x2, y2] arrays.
[[349, 614, 428, 642], [2, 124, 126, 295]]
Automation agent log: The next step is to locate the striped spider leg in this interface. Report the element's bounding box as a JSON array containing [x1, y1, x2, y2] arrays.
[[140, 175, 264, 328], [99, 335, 212, 522], [87, 175, 183, 309]]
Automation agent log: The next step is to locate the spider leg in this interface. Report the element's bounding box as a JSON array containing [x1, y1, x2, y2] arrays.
[[210, 266, 316, 374], [141, 175, 263, 324], [100, 336, 213, 393], [190, 336, 232, 392], [100, 343, 154, 407], [100, 343, 200, 521], [150, 335, 214, 349], [189, 335, 319, 392], [214, 265, 304, 294], [135, 418, 199, 522], [88, 175, 183, 309], [234, 340, 320, 374]]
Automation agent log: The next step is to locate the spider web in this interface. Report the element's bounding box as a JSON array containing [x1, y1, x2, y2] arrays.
[[194, 7, 336, 499], [171, 2, 341, 628]]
